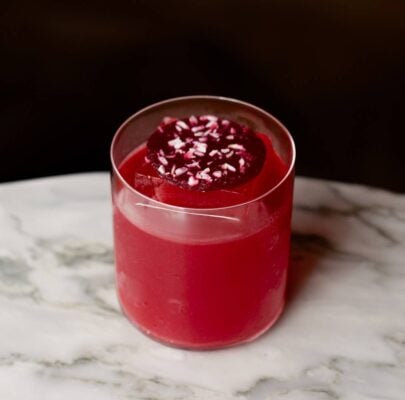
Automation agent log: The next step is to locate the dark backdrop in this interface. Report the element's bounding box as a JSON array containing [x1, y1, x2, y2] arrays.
[[1, 0, 405, 191]]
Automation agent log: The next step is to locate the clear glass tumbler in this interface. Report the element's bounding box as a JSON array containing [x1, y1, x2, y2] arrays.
[[111, 96, 295, 349]]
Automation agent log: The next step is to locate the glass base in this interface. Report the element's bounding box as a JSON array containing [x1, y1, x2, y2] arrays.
[[119, 298, 285, 351]]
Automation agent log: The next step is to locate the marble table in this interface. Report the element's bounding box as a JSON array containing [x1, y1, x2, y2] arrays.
[[0, 173, 404, 400]]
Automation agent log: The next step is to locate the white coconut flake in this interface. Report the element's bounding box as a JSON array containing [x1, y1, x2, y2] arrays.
[[189, 115, 198, 125], [199, 173, 212, 182], [163, 116, 176, 125], [158, 165, 166, 174], [188, 176, 199, 187], [230, 127, 236, 134], [158, 156, 168, 166], [176, 120, 190, 130], [239, 158, 245, 167], [184, 149, 196, 160], [196, 168, 211, 181], [228, 143, 245, 151], [226, 135, 234, 140], [186, 160, 200, 168], [192, 125, 205, 133], [200, 115, 218, 122], [213, 170, 222, 178], [221, 148, 230, 153], [175, 167, 188, 176], [209, 149, 220, 157], [193, 142, 207, 153], [225, 150, 234, 158], [205, 121, 218, 129], [221, 163, 236, 172], [168, 137, 185, 149], [221, 119, 230, 126]]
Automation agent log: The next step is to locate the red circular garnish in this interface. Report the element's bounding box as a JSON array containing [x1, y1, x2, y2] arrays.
[[146, 115, 266, 191]]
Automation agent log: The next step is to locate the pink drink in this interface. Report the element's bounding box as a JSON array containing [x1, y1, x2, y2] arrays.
[[111, 97, 295, 349]]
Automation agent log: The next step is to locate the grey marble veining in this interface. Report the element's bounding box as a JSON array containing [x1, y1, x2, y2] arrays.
[[0, 173, 404, 399]]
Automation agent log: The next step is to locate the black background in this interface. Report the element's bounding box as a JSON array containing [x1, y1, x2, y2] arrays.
[[1, 0, 404, 191]]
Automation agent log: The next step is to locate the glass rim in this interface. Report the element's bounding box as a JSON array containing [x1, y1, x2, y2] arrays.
[[110, 95, 296, 212]]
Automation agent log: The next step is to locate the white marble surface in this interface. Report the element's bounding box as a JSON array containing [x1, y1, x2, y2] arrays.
[[0, 173, 404, 400]]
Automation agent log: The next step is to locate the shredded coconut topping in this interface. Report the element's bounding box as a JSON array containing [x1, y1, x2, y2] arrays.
[[146, 115, 266, 190]]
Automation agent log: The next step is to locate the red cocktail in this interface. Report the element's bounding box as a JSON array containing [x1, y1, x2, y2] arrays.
[[111, 96, 295, 349]]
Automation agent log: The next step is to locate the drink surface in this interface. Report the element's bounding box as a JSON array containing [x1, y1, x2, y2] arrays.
[[119, 115, 287, 208], [112, 115, 293, 348]]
